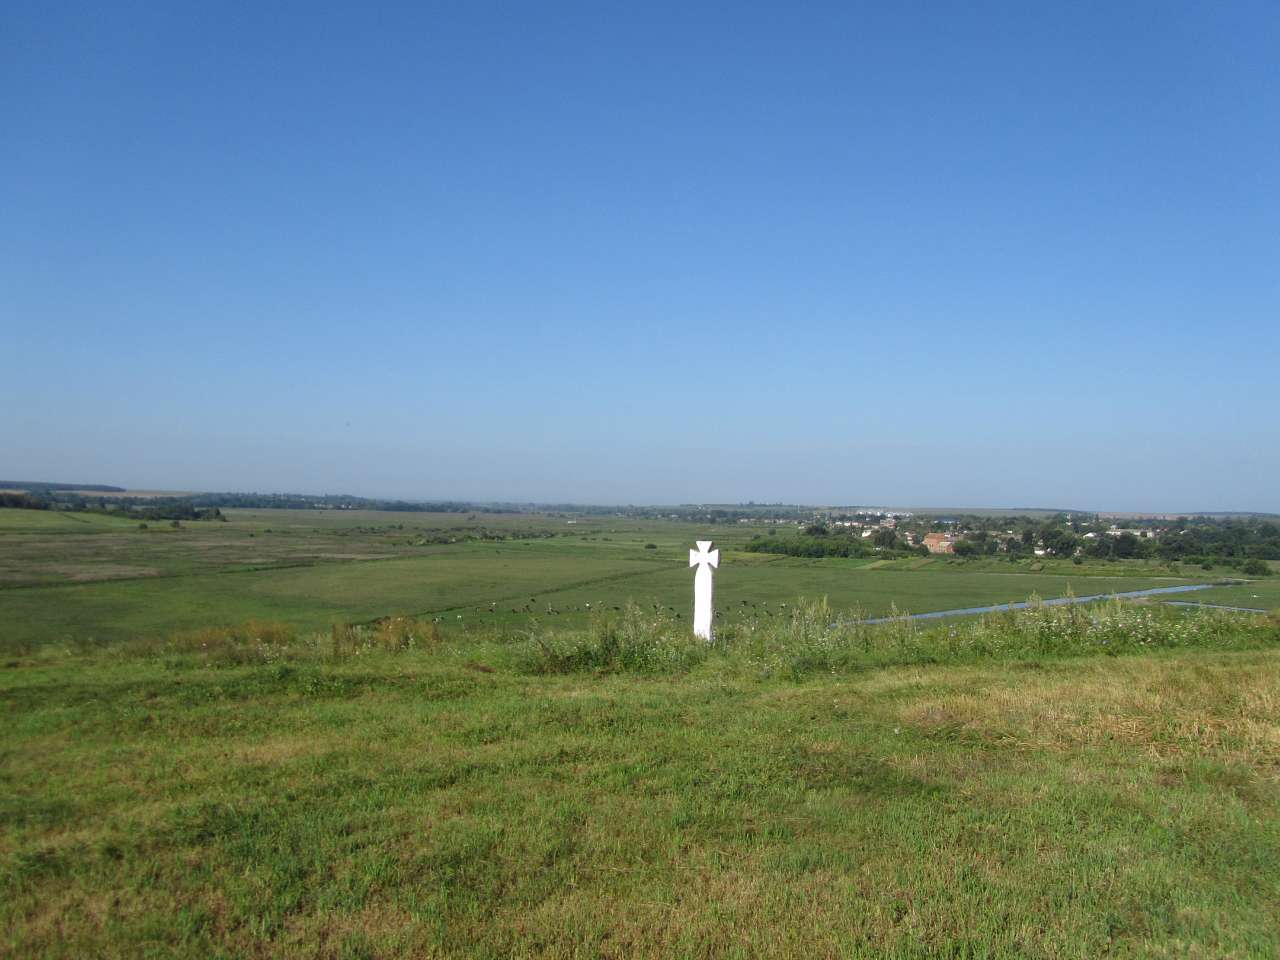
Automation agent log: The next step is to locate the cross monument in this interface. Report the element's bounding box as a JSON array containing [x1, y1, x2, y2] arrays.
[[689, 540, 719, 641]]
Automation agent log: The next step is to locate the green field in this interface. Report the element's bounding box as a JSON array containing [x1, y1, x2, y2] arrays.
[[2, 507, 1278, 956], [0, 508, 141, 533], [3, 620, 1278, 957], [1159, 578, 1280, 611], [0, 507, 1246, 652]]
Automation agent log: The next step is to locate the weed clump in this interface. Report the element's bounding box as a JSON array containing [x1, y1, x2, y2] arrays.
[[143, 619, 299, 665], [330, 617, 444, 657], [516, 602, 708, 674]]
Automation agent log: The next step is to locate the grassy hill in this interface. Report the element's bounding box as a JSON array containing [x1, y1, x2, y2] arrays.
[[3, 603, 1278, 957]]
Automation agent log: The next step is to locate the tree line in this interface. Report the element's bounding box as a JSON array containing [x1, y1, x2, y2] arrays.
[[743, 523, 923, 559]]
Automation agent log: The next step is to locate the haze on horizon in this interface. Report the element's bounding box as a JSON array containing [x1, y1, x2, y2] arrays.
[[5, 3, 1278, 514]]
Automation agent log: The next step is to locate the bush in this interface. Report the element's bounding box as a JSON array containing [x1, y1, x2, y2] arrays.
[[644, 543, 657, 549], [1242, 558, 1270, 576]]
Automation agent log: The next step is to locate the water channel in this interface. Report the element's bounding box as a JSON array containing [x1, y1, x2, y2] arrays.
[[858, 582, 1262, 625]]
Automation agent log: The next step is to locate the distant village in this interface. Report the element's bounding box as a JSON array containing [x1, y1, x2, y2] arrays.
[[733, 508, 1278, 569], [798, 512, 1157, 557]]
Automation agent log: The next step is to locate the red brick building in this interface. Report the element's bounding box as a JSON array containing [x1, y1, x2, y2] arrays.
[[923, 533, 955, 554]]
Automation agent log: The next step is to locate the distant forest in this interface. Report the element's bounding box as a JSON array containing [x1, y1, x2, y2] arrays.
[[1, 489, 502, 520]]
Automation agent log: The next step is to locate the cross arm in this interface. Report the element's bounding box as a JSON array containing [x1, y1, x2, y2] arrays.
[[690, 542, 720, 568]]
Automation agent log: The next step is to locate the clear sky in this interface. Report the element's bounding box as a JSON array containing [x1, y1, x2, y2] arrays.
[[4, 2, 1278, 511]]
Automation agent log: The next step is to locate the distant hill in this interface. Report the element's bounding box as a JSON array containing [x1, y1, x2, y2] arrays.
[[1098, 510, 1280, 519], [0, 481, 126, 493]]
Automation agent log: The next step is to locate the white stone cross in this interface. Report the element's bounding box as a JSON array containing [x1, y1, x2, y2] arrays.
[[689, 540, 719, 641]]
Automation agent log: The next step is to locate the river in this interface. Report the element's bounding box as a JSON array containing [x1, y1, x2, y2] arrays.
[[857, 582, 1260, 625]]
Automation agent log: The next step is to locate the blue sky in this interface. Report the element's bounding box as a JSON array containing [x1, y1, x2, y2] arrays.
[[4, 2, 1278, 510]]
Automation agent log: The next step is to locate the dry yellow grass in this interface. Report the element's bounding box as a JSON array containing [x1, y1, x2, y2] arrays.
[[895, 656, 1280, 773]]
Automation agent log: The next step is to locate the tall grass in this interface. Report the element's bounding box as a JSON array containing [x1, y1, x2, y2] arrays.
[[96, 615, 447, 666], [51, 599, 1277, 679], [514, 598, 1279, 678], [515, 603, 706, 674]]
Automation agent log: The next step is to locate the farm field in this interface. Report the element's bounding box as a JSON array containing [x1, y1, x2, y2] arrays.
[[0, 508, 1244, 652]]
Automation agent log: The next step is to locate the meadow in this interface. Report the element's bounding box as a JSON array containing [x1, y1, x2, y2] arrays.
[[1157, 577, 1280, 612], [2, 600, 1278, 957], [0, 507, 1250, 652], [3, 507, 1278, 957]]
